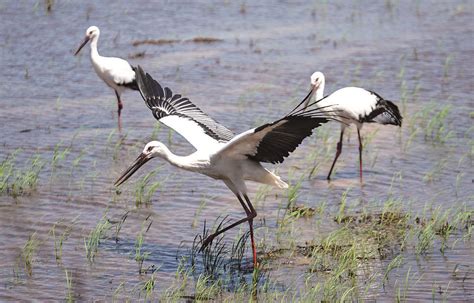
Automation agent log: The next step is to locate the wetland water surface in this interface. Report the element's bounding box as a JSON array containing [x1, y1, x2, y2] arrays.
[[0, 0, 473, 301]]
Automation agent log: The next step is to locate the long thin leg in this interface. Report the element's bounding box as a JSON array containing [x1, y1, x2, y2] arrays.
[[115, 90, 123, 131], [357, 128, 363, 181], [200, 194, 256, 252], [243, 194, 258, 267], [327, 129, 344, 180]]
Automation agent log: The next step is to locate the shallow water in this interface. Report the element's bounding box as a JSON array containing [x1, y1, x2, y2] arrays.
[[0, 0, 473, 301]]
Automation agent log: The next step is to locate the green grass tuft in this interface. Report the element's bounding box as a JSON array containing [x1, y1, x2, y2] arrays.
[[84, 215, 112, 262], [0, 152, 44, 198]]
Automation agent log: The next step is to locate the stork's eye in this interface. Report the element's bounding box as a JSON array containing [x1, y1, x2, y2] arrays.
[[147, 146, 153, 152]]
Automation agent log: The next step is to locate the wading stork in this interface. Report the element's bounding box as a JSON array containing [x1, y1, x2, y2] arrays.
[[74, 26, 139, 130], [115, 66, 338, 267], [304, 71, 403, 181]]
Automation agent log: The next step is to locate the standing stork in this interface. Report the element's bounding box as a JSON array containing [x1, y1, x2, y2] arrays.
[[304, 71, 403, 181], [115, 66, 337, 267], [74, 26, 139, 130]]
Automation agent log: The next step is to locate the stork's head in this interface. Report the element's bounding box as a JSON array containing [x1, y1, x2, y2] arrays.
[[310, 71, 325, 89], [142, 141, 168, 158], [114, 141, 167, 186], [85, 26, 100, 39], [74, 26, 100, 56]]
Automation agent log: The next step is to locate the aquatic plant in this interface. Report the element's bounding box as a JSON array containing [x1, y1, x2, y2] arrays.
[[162, 259, 191, 301], [191, 219, 228, 279], [134, 170, 161, 206], [191, 197, 208, 228], [383, 254, 404, 285], [287, 204, 316, 219], [335, 188, 350, 224], [111, 211, 128, 242], [417, 103, 453, 144], [140, 273, 156, 301], [50, 142, 70, 180], [50, 219, 75, 261], [286, 172, 304, 209], [84, 215, 112, 262], [112, 135, 126, 161], [105, 129, 117, 150], [194, 273, 223, 300], [414, 205, 473, 255], [253, 185, 271, 207], [167, 129, 174, 146], [443, 55, 453, 77], [65, 269, 74, 303], [0, 152, 44, 198], [150, 122, 162, 141], [134, 218, 152, 273], [20, 232, 40, 276]]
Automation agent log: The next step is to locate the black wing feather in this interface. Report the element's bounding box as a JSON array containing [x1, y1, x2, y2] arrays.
[[218, 85, 335, 164], [244, 85, 337, 164], [135, 66, 234, 142], [248, 115, 328, 164]]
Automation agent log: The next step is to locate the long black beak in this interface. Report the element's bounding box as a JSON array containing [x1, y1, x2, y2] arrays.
[[74, 36, 90, 56], [114, 153, 152, 186]]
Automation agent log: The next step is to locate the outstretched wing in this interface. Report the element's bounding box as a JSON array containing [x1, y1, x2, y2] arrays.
[[135, 66, 234, 150], [216, 115, 328, 164], [215, 88, 334, 164]]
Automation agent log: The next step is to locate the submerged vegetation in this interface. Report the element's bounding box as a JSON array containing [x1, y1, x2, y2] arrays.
[[0, 151, 44, 198], [134, 217, 153, 273], [19, 232, 40, 277], [134, 170, 162, 206], [84, 215, 113, 262], [120, 199, 471, 301]]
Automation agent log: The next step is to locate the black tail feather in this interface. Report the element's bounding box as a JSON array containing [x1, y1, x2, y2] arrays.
[[364, 99, 403, 126]]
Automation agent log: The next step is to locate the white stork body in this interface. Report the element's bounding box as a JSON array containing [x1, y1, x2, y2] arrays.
[[115, 67, 333, 267], [74, 26, 138, 130], [306, 71, 403, 180], [155, 145, 287, 189], [90, 51, 136, 96]]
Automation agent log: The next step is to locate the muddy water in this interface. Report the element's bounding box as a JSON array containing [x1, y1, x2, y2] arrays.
[[1, 0, 473, 301]]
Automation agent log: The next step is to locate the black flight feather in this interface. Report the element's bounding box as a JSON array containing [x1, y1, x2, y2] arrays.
[[135, 66, 234, 142]]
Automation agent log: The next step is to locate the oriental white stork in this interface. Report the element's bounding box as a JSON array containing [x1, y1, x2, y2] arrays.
[[304, 71, 403, 181], [74, 26, 139, 130], [115, 66, 338, 267]]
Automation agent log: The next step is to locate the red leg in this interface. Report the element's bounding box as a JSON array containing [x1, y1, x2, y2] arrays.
[[243, 194, 258, 267], [327, 129, 344, 180], [357, 128, 363, 181], [248, 221, 257, 267], [200, 194, 256, 253]]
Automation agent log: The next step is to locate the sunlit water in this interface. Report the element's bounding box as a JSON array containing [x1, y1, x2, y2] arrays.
[[0, 0, 473, 301]]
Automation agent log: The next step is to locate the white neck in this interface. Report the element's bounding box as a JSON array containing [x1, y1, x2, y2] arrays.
[[158, 145, 203, 172], [315, 79, 325, 102], [89, 36, 100, 60]]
